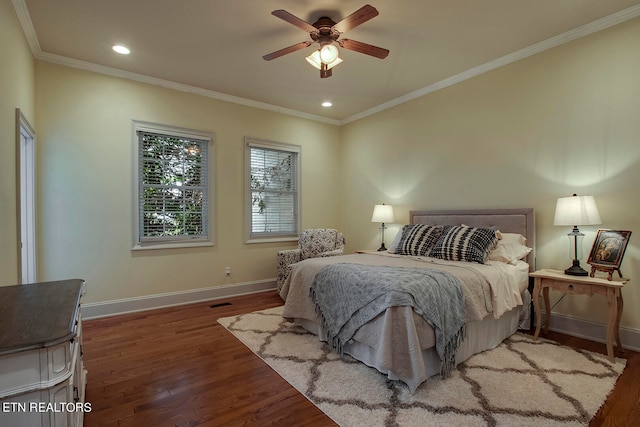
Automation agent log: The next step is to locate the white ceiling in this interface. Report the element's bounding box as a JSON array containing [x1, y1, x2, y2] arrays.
[[15, 0, 640, 124]]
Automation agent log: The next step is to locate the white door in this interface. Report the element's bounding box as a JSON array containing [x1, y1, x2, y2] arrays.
[[18, 110, 37, 284]]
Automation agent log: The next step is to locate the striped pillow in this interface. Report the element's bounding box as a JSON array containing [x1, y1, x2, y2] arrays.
[[394, 224, 444, 256], [430, 225, 499, 264]]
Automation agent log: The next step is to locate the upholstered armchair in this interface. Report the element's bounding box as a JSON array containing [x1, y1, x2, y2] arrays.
[[276, 228, 346, 292]]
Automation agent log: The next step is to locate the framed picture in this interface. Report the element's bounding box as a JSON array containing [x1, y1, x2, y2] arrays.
[[587, 229, 632, 280]]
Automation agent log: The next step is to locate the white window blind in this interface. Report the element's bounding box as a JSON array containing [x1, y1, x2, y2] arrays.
[[246, 138, 300, 241], [133, 121, 213, 249]]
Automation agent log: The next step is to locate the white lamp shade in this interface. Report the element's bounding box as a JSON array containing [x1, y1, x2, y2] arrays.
[[553, 195, 602, 226], [305, 50, 343, 70], [371, 204, 395, 223]]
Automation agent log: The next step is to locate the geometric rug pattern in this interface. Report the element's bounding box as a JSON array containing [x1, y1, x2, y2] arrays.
[[218, 306, 626, 426]]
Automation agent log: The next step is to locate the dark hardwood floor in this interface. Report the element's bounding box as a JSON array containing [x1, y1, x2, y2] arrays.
[[82, 291, 639, 427]]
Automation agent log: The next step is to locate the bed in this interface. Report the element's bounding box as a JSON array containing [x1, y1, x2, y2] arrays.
[[279, 208, 535, 392]]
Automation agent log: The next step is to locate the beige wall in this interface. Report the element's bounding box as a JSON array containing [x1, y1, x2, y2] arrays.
[[339, 18, 640, 330], [5, 0, 639, 333], [0, 0, 35, 285], [35, 62, 341, 303]]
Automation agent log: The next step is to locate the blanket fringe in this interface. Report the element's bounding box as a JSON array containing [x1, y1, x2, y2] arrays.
[[440, 323, 467, 378], [310, 287, 344, 356]]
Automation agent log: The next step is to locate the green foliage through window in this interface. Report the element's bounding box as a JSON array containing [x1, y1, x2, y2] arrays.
[[248, 141, 299, 237], [139, 131, 208, 240]]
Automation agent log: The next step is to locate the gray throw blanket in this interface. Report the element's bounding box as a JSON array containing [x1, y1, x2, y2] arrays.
[[310, 263, 466, 377]]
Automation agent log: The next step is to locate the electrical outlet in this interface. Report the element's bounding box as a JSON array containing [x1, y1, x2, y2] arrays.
[[225, 267, 231, 275]]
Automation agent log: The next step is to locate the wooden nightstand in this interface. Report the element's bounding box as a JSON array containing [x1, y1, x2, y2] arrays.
[[529, 269, 628, 361]]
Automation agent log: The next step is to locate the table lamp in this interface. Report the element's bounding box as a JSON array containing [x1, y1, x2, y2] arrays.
[[371, 204, 395, 251], [553, 194, 601, 276]]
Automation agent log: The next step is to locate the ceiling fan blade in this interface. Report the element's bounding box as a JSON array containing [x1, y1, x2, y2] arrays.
[[263, 41, 312, 61], [338, 39, 389, 59], [271, 10, 317, 33], [333, 4, 379, 33]]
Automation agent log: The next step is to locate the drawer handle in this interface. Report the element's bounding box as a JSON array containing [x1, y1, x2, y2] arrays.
[[568, 285, 574, 290]]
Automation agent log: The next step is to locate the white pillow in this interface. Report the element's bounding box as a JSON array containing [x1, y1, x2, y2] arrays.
[[501, 232, 527, 245], [387, 230, 403, 251], [487, 233, 532, 264]]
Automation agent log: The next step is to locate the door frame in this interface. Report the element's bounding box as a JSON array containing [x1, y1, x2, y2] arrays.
[[16, 108, 37, 284]]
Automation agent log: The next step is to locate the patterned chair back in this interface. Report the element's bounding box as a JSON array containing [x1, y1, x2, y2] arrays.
[[299, 228, 345, 260]]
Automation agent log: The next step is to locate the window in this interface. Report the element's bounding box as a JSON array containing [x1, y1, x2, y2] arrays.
[[132, 121, 214, 249], [245, 137, 300, 242]]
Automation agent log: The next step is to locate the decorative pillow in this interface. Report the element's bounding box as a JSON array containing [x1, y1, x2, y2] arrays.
[[430, 225, 499, 264], [394, 224, 444, 256], [487, 233, 532, 264]]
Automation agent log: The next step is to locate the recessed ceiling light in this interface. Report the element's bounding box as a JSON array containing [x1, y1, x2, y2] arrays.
[[112, 45, 130, 55], [322, 101, 332, 107]]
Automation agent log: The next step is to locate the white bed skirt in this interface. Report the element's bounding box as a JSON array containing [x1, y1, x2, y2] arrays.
[[295, 290, 531, 392]]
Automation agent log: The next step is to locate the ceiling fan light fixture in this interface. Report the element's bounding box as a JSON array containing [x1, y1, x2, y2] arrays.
[[305, 51, 321, 69], [319, 44, 339, 63], [305, 50, 342, 70], [264, 5, 388, 79]]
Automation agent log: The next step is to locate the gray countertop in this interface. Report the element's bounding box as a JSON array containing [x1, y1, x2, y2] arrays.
[[0, 279, 84, 356]]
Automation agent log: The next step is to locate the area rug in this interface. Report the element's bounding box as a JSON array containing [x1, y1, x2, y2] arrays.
[[218, 306, 626, 426]]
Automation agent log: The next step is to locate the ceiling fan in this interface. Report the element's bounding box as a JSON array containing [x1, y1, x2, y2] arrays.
[[263, 4, 389, 78]]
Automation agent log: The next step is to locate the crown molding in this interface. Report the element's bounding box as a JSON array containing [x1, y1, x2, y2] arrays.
[[12, 0, 40, 54], [35, 51, 341, 125], [11, 1, 339, 126], [340, 4, 640, 125], [12, 0, 640, 127]]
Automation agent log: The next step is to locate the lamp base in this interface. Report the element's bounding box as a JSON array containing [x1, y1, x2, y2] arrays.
[[377, 244, 387, 252], [564, 260, 589, 276]]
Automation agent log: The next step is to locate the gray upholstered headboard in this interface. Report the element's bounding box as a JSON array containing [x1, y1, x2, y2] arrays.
[[410, 208, 536, 271]]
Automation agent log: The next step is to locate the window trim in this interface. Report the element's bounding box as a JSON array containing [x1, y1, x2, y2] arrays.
[[131, 120, 215, 250], [244, 137, 301, 243]]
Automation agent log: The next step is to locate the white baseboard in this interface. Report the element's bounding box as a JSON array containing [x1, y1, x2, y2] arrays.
[[82, 279, 277, 319], [544, 311, 640, 352]]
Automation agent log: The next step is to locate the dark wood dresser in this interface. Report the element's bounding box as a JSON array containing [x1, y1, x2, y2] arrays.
[[0, 279, 87, 427]]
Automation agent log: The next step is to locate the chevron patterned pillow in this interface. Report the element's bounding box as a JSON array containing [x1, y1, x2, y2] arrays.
[[393, 224, 444, 256], [430, 225, 499, 264]]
